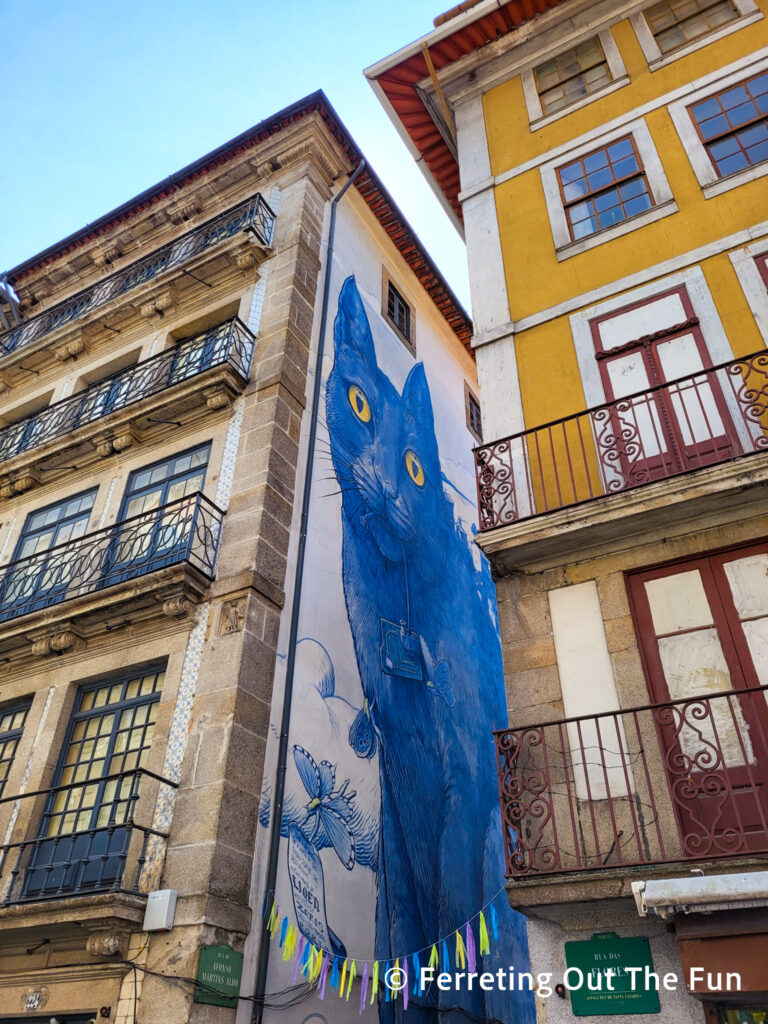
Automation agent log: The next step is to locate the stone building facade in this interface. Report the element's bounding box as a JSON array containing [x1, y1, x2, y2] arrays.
[[0, 92, 473, 1023], [370, 1, 768, 1022]]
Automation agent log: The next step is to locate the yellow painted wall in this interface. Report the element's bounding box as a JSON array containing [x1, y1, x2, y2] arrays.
[[480, 4, 768, 435]]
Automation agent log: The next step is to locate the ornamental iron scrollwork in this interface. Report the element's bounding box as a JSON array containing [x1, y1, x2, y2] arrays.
[[0, 317, 254, 466], [0, 492, 223, 624], [494, 684, 768, 878], [1, 194, 274, 357], [474, 349, 768, 531]]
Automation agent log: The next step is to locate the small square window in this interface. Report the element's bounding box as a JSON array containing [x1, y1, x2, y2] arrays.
[[534, 37, 613, 116], [465, 386, 483, 442], [644, 0, 740, 54], [387, 282, 411, 341], [382, 272, 416, 353]]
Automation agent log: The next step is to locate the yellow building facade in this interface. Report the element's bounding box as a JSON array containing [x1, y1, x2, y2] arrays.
[[370, 2, 768, 1021]]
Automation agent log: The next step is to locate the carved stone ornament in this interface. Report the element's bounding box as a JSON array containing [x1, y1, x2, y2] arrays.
[[86, 929, 130, 957], [91, 241, 124, 268], [0, 473, 38, 499], [162, 595, 197, 619], [140, 288, 175, 320], [54, 336, 87, 362], [219, 596, 247, 636], [31, 630, 84, 658], [204, 386, 231, 412], [96, 431, 135, 457], [167, 195, 203, 225]]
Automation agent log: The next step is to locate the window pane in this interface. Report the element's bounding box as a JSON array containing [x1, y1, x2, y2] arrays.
[[535, 36, 612, 114], [646, 0, 739, 54]]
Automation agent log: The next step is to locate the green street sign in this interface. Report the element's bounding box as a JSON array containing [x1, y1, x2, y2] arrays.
[[194, 943, 243, 1008], [564, 932, 661, 1016]]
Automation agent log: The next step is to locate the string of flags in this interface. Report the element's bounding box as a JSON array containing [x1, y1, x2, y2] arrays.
[[262, 891, 504, 1013]]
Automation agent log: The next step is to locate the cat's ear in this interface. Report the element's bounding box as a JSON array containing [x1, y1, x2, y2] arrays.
[[333, 276, 377, 369], [402, 363, 435, 433]]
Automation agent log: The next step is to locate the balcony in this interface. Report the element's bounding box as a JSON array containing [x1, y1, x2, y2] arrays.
[[0, 193, 274, 377], [495, 685, 768, 908], [0, 317, 254, 498], [474, 352, 768, 567], [0, 768, 176, 934], [0, 492, 223, 662]]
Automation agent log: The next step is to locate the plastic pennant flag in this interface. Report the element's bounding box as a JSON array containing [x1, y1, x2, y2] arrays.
[[281, 925, 294, 961], [340, 958, 348, 997], [346, 960, 357, 1001], [312, 950, 324, 984], [269, 911, 281, 939], [360, 962, 369, 1015], [466, 921, 477, 974], [394, 959, 399, 1001], [385, 961, 391, 1002], [403, 958, 409, 1010], [302, 944, 315, 978], [442, 940, 450, 975], [279, 917, 288, 948], [479, 912, 490, 956], [429, 945, 439, 971], [455, 930, 466, 970], [370, 961, 379, 1005], [292, 937, 306, 984], [490, 903, 499, 942], [412, 952, 421, 996], [261, 892, 269, 919], [267, 900, 277, 931], [318, 955, 332, 1000], [330, 956, 340, 991]]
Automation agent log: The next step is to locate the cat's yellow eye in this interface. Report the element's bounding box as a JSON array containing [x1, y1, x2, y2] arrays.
[[348, 385, 371, 423], [405, 450, 425, 487]]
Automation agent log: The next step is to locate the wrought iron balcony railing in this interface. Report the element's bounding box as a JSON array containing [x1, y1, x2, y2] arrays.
[[0, 193, 274, 358], [0, 768, 176, 904], [0, 317, 254, 466], [496, 684, 768, 880], [0, 492, 223, 624], [475, 350, 768, 531]]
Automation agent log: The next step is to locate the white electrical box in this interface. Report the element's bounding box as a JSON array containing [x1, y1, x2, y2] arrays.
[[142, 888, 178, 932]]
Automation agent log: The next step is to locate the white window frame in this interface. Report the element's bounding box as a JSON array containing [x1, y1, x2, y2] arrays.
[[541, 117, 677, 261], [521, 29, 629, 131], [631, 0, 762, 73], [668, 54, 768, 199], [730, 237, 768, 346]]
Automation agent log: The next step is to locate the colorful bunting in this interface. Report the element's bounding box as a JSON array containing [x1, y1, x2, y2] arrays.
[[265, 888, 508, 1011]]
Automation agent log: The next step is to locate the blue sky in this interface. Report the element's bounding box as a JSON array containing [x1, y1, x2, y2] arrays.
[[0, 0, 470, 307]]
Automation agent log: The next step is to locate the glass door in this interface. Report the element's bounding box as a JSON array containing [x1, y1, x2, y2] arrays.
[[22, 668, 163, 899], [592, 288, 738, 487], [0, 490, 97, 620], [628, 543, 768, 854], [104, 443, 210, 584]]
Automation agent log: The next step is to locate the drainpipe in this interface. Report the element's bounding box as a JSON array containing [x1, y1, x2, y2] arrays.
[[251, 157, 366, 1023]]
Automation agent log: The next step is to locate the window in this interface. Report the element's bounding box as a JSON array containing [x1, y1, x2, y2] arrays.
[[632, 0, 760, 69], [542, 121, 676, 257], [0, 489, 97, 620], [465, 385, 483, 442], [534, 38, 612, 116], [0, 700, 30, 798], [23, 668, 163, 899], [387, 281, 412, 344], [558, 137, 653, 241], [644, 0, 740, 55], [106, 444, 210, 580], [689, 71, 768, 178]]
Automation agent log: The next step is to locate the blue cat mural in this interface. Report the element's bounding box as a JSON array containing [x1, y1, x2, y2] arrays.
[[324, 276, 535, 1023]]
